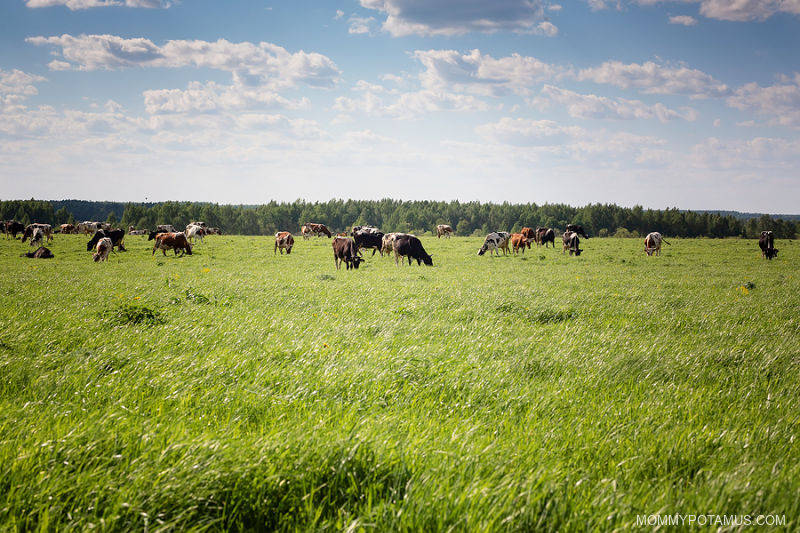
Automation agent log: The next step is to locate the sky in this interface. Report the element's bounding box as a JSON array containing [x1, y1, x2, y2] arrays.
[[1, 0, 799, 213]]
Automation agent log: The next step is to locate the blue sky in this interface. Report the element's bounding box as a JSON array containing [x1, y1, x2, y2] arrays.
[[1, 0, 799, 212]]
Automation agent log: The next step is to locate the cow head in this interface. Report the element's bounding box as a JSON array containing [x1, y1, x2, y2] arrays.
[[350, 256, 364, 269]]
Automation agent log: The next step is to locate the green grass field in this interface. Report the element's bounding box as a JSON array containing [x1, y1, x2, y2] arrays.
[[1, 233, 798, 531]]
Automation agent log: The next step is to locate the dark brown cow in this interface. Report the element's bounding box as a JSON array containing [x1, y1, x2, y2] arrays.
[[536, 227, 555, 248], [60, 223, 76, 234], [394, 235, 433, 266], [4, 220, 25, 239], [759, 231, 778, 260], [22, 246, 54, 259], [151, 232, 192, 256], [274, 231, 294, 254], [332, 237, 363, 270]]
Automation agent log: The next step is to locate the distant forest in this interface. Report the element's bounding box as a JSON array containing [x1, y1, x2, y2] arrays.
[[1, 199, 797, 239]]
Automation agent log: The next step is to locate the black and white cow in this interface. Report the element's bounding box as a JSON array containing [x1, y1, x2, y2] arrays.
[[477, 232, 511, 257], [354, 230, 385, 256], [87, 229, 126, 252]]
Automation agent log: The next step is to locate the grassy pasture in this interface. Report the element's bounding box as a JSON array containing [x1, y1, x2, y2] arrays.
[[0, 233, 798, 531]]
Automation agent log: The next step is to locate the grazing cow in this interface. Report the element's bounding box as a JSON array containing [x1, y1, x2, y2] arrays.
[[477, 232, 511, 257], [352, 225, 380, 236], [185, 224, 205, 243], [536, 227, 555, 248], [510, 233, 527, 255], [206, 227, 221, 235], [436, 224, 453, 239], [5, 220, 24, 239], [93, 237, 113, 262], [22, 246, 54, 259], [151, 232, 192, 256], [301, 225, 312, 240], [566, 224, 589, 239], [29, 228, 44, 248], [520, 227, 536, 247], [354, 230, 385, 256], [759, 231, 778, 260], [189, 221, 207, 228], [274, 231, 294, 254], [22, 223, 53, 243], [77, 221, 95, 235], [562, 231, 582, 256], [393, 234, 433, 266], [644, 232, 670, 256], [60, 224, 76, 234], [87, 229, 126, 252], [332, 237, 363, 270], [382, 232, 412, 256], [157, 224, 176, 233], [309, 223, 332, 238]]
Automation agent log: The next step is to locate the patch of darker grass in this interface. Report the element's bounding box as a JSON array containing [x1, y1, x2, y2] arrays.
[[100, 302, 165, 326], [497, 302, 576, 324]]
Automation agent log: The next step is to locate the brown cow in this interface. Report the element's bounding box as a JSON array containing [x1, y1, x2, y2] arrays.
[[520, 227, 536, 247], [510, 233, 527, 255], [151, 232, 192, 256], [644, 232, 670, 256], [60, 223, 76, 234], [274, 231, 294, 254], [22, 246, 54, 259]]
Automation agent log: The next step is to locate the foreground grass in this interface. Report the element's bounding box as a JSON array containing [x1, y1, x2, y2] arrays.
[[1, 234, 798, 531]]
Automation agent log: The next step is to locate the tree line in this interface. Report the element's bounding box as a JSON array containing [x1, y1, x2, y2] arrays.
[[1, 199, 797, 239]]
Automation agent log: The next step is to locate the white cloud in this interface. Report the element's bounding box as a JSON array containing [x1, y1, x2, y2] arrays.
[[26, 0, 169, 9], [727, 73, 800, 127], [26, 35, 341, 90], [359, 0, 554, 36], [578, 60, 730, 98], [669, 15, 697, 25], [334, 85, 491, 119], [475, 117, 664, 159], [413, 49, 566, 97], [593, 1, 800, 22], [348, 15, 378, 34], [691, 136, 800, 169], [143, 81, 311, 114], [534, 84, 698, 121]]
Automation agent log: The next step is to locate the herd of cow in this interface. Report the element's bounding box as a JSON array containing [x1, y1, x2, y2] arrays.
[[2, 219, 782, 266]]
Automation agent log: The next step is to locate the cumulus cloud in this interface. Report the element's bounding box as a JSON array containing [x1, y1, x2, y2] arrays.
[[0, 69, 46, 110], [669, 15, 697, 25], [691, 136, 800, 169], [475, 117, 664, 160], [143, 81, 311, 115], [334, 85, 491, 119], [726, 73, 800, 127], [26, 34, 341, 90], [534, 85, 698, 121], [578, 60, 730, 98], [593, 1, 800, 22], [348, 15, 378, 34], [413, 49, 566, 97], [26, 0, 169, 9], [359, 0, 556, 36]]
